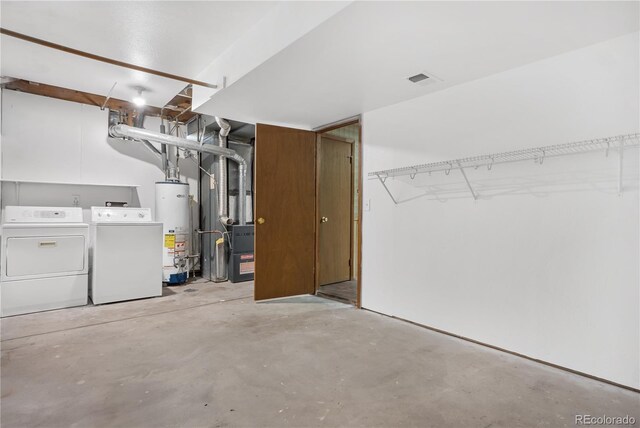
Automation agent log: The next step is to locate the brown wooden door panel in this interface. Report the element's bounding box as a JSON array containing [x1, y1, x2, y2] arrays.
[[318, 136, 352, 285], [254, 124, 317, 300]]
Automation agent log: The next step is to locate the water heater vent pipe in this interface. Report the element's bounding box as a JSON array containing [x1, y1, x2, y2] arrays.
[[215, 117, 232, 225], [109, 123, 247, 226]]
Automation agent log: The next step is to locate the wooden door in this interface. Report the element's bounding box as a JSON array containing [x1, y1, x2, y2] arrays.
[[254, 124, 317, 300], [318, 135, 353, 286]]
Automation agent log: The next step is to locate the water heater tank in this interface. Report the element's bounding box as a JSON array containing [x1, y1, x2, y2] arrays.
[[155, 182, 190, 284]]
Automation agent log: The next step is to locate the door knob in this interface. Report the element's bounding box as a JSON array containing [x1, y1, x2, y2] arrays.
[[257, 217, 265, 224], [321, 216, 329, 223]]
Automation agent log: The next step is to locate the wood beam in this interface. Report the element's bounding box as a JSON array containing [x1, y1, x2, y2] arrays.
[[2, 79, 196, 123], [0, 28, 217, 89]]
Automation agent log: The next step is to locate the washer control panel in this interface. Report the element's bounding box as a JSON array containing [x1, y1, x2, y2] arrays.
[[91, 207, 153, 223]]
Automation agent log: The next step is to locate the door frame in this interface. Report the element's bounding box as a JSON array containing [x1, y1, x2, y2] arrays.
[[313, 117, 363, 308]]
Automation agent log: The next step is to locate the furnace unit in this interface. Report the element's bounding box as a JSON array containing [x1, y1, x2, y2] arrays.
[[227, 225, 254, 283]]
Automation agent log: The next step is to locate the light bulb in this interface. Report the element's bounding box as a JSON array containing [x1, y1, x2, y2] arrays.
[[132, 96, 146, 107]]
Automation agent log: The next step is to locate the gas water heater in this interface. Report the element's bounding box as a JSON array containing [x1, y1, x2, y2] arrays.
[[155, 181, 190, 284]]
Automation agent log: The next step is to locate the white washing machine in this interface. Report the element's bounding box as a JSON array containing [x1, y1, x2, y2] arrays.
[[1, 206, 89, 317], [89, 207, 163, 304]]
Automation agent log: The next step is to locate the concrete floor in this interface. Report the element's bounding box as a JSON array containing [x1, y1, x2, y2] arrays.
[[1, 280, 638, 428]]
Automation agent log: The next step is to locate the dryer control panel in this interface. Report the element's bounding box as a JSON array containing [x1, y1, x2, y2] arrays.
[[3, 206, 83, 223], [91, 207, 153, 223]]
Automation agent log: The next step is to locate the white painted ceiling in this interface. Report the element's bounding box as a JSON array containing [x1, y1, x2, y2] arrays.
[[0, 37, 188, 107], [0, 1, 278, 106], [1, 1, 638, 124], [193, 1, 640, 129]]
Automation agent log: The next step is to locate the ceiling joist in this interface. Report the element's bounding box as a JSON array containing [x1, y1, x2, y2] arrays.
[[0, 27, 218, 89], [2, 79, 196, 123]]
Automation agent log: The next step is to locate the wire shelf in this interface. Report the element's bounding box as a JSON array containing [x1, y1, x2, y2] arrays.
[[368, 133, 640, 203]]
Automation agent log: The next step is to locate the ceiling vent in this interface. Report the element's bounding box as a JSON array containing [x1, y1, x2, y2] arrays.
[[407, 71, 441, 87], [408, 73, 429, 83]]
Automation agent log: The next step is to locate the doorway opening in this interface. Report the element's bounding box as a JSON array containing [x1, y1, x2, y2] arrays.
[[315, 121, 361, 306], [252, 120, 361, 305]]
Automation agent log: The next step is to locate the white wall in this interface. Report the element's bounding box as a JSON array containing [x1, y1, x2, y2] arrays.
[[0, 90, 199, 222], [361, 33, 639, 388]]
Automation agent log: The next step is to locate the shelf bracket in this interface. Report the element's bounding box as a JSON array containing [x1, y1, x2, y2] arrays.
[[376, 174, 398, 205], [618, 139, 624, 195], [457, 161, 478, 200]]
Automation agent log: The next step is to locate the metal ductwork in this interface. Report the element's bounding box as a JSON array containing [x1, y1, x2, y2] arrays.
[[214, 117, 231, 282], [109, 124, 247, 226], [133, 112, 146, 129], [215, 117, 232, 225], [131, 113, 177, 181]]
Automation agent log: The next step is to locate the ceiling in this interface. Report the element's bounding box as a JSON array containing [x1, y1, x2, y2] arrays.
[[0, 1, 278, 106], [193, 1, 640, 129], [1, 1, 638, 127]]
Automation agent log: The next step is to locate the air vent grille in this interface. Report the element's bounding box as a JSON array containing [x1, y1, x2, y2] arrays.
[[408, 73, 430, 83]]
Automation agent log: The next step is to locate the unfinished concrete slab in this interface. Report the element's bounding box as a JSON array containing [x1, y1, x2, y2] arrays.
[[2, 280, 638, 427]]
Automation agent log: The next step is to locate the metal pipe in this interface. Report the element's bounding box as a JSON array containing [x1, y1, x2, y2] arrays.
[[214, 117, 232, 281], [109, 123, 247, 226], [214, 237, 227, 283], [187, 154, 215, 180], [170, 119, 180, 180], [159, 118, 169, 180], [197, 229, 224, 236], [215, 117, 231, 225], [238, 161, 246, 226], [197, 230, 225, 274], [161, 144, 168, 179], [141, 139, 162, 159], [133, 112, 146, 129]]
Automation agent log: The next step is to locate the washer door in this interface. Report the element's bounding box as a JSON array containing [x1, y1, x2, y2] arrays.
[[6, 235, 86, 277]]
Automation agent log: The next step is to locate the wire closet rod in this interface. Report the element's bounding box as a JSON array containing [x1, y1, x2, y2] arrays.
[[369, 133, 639, 178], [369, 133, 639, 203]]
